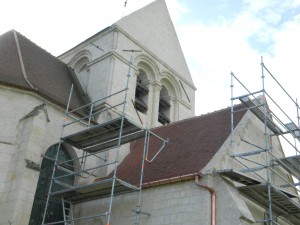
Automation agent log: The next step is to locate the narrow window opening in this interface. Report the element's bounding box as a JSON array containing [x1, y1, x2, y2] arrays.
[[158, 86, 171, 125], [134, 70, 149, 113]]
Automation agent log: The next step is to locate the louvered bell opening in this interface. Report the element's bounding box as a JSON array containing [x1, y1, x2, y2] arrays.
[[135, 78, 148, 113], [135, 97, 148, 113], [159, 98, 171, 108], [136, 82, 149, 94], [158, 112, 170, 125]]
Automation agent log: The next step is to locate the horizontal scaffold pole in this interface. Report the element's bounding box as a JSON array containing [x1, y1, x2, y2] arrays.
[[232, 149, 267, 158], [231, 90, 264, 101]]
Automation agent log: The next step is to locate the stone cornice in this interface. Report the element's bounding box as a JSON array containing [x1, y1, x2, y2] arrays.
[[88, 50, 139, 73]]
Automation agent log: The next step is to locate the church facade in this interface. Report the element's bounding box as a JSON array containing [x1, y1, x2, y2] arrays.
[[0, 1, 299, 225]]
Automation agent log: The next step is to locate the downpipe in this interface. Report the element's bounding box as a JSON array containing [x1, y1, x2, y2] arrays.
[[195, 175, 216, 225]]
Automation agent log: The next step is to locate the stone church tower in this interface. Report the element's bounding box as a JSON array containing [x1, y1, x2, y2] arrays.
[[0, 1, 196, 224], [1, 1, 299, 225], [58, 0, 196, 128]]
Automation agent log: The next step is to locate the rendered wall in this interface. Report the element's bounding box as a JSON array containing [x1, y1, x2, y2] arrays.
[[75, 177, 255, 225], [203, 111, 298, 224]]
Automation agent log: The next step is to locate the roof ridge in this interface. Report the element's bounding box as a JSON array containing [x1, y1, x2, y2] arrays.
[[13, 30, 66, 64], [152, 105, 240, 130], [196, 103, 244, 117], [0, 29, 87, 112], [13, 30, 36, 90]]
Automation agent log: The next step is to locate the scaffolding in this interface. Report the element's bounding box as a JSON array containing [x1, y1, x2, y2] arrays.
[[220, 57, 300, 224], [41, 54, 168, 225]]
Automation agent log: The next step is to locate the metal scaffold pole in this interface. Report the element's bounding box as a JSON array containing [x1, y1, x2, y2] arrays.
[[296, 99, 300, 155], [261, 57, 273, 224], [40, 48, 169, 225], [225, 57, 300, 224], [134, 130, 150, 224], [230, 72, 234, 146], [42, 84, 74, 225], [106, 51, 137, 225]]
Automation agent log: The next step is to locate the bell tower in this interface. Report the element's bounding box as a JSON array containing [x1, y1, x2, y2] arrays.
[[59, 0, 196, 128]]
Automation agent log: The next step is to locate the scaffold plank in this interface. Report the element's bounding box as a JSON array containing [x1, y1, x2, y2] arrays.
[[51, 177, 139, 203], [219, 169, 261, 186], [238, 184, 300, 224], [284, 122, 300, 140], [61, 117, 145, 152], [239, 97, 282, 134], [274, 155, 300, 180]]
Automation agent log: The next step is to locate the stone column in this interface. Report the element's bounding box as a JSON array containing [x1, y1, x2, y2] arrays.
[[169, 96, 178, 122], [150, 82, 162, 127]]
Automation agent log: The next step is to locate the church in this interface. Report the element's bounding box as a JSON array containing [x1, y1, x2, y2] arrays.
[[0, 0, 299, 225]]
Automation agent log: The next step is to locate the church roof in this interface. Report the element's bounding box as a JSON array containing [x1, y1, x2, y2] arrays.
[[0, 30, 87, 111], [115, 0, 194, 86], [115, 104, 246, 186]]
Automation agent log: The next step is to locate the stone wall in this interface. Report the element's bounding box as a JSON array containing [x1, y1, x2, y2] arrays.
[[0, 85, 84, 225], [59, 26, 196, 129], [74, 176, 256, 225]]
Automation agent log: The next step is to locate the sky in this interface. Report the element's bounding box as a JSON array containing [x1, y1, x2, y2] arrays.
[[1, 0, 300, 125]]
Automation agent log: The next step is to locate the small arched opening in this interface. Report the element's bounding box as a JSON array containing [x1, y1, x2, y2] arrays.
[[134, 69, 149, 114], [158, 85, 171, 125], [73, 57, 90, 92]]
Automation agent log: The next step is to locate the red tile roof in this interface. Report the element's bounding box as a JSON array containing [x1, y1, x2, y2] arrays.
[[0, 30, 87, 110], [116, 105, 246, 186]]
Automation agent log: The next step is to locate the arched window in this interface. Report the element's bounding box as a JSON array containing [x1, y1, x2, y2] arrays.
[[134, 69, 149, 113], [158, 85, 171, 125], [29, 144, 74, 225], [74, 57, 90, 92]]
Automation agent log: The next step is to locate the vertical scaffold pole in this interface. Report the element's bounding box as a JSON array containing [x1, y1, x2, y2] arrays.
[[261, 57, 273, 225], [230, 73, 235, 142], [106, 50, 140, 225], [296, 98, 300, 154], [230, 72, 235, 168], [42, 84, 74, 225], [134, 130, 150, 224]]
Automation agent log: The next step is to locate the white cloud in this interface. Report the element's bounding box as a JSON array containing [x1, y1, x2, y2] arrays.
[[170, 0, 300, 116], [243, 0, 274, 12], [1, 0, 299, 117], [166, 0, 189, 22]]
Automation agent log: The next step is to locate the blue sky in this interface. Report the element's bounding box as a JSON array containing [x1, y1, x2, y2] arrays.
[[173, 0, 300, 118], [1, 0, 299, 121]]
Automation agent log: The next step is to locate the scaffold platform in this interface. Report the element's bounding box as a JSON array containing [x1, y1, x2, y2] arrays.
[[273, 155, 300, 180], [238, 184, 300, 224], [219, 169, 260, 186], [51, 177, 139, 203], [61, 116, 145, 152], [219, 170, 300, 224], [226, 60, 300, 224], [239, 96, 283, 134]]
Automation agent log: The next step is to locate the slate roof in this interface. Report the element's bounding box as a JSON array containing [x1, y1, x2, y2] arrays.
[[0, 30, 87, 111], [115, 104, 247, 186]]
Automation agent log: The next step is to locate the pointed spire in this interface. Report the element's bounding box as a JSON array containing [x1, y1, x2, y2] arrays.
[[115, 0, 193, 84]]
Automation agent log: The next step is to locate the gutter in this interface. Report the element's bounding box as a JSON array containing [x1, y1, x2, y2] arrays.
[[142, 173, 198, 188], [195, 175, 216, 225]]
